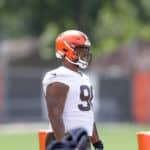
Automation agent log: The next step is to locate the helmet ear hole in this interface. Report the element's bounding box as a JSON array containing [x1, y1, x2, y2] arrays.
[[63, 48, 68, 52]]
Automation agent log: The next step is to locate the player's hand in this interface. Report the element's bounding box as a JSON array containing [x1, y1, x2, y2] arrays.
[[93, 140, 104, 150]]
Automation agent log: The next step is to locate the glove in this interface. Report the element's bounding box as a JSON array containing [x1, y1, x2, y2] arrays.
[[93, 140, 104, 150]]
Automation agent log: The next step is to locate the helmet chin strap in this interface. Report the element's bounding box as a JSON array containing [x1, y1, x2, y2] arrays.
[[65, 57, 88, 69]]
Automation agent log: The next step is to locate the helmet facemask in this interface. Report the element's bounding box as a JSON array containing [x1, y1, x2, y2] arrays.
[[73, 46, 92, 69]]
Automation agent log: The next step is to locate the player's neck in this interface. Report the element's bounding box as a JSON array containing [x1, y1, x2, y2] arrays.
[[64, 64, 79, 72], [62, 60, 79, 72]]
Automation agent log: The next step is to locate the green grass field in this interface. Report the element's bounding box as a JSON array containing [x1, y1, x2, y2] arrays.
[[0, 123, 149, 150]]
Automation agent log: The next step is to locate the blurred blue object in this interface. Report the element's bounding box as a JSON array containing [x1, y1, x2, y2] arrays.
[[47, 127, 90, 150]]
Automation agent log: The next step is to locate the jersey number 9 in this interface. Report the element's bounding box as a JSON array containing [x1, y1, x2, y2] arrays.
[[78, 85, 93, 111]]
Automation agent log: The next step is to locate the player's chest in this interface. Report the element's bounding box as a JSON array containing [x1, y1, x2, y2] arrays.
[[69, 78, 93, 101]]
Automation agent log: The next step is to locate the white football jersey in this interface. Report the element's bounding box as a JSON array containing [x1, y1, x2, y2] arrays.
[[42, 66, 94, 136]]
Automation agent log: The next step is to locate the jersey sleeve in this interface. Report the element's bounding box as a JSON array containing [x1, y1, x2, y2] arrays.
[[42, 71, 70, 96]]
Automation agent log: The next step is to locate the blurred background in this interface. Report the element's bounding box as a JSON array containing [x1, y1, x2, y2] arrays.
[[0, 0, 150, 149]]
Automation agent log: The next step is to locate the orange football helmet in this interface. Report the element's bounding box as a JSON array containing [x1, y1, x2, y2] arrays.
[[55, 30, 91, 69]]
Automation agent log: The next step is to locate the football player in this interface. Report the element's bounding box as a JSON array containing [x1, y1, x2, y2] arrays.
[[42, 30, 104, 150]]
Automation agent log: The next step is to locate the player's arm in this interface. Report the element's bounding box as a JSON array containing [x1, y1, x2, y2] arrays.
[[89, 122, 104, 150], [45, 82, 69, 140]]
